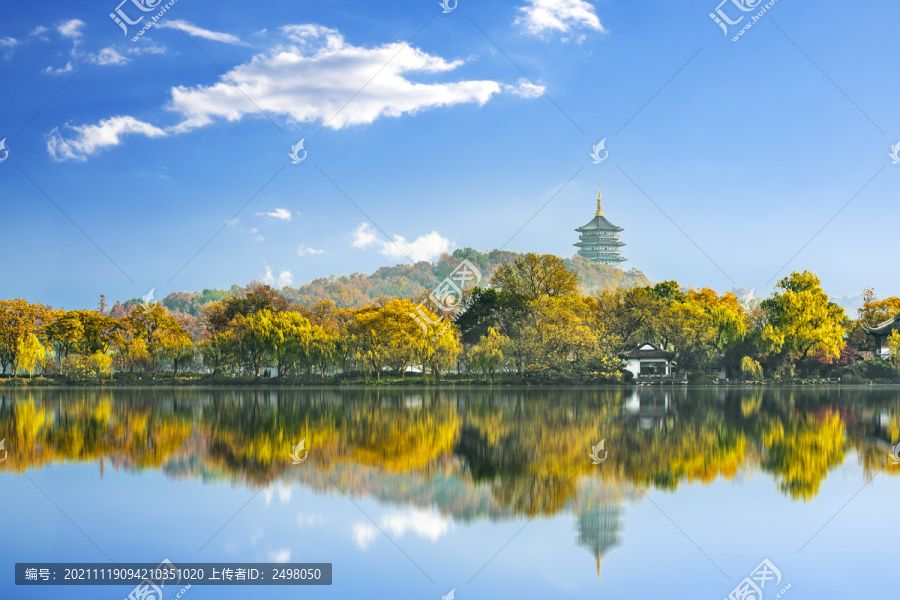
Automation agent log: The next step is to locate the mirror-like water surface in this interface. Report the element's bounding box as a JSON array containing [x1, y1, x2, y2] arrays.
[[1, 386, 898, 599]]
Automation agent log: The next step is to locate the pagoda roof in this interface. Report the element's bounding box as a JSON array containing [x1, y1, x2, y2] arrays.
[[861, 313, 900, 336], [575, 215, 623, 232], [574, 240, 625, 247]]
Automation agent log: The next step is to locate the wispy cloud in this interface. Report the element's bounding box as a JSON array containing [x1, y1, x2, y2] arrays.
[[156, 19, 247, 45], [504, 78, 545, 98], [127, 44, 167, 55], [515, 0, 606, 36], [58, 18, 85, 40], [297, 244, 324, 256], [96, 47, 130, 66], [258, 208, 293, 221], [47, 116, 167, 161], [352, 223, 451, 262]]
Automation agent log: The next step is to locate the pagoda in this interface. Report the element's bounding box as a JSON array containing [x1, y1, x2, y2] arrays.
[[576, 502, 622, 585], [574, 187, 626, 266]]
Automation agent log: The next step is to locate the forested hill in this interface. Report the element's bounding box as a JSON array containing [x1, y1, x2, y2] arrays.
[[279, 249, 650, 309], [140, 249, 649, 316]]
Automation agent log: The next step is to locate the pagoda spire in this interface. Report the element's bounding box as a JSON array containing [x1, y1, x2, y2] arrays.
[[596, 186, 603, 216]]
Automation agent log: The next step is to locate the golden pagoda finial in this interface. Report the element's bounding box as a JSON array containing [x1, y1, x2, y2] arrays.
[[596, 186, 603, 216]]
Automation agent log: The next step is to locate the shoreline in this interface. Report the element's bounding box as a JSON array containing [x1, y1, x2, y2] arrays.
[[1, 376, 898, 389]]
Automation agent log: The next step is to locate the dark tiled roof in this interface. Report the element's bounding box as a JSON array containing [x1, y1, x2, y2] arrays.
[[618, 344, 675, 359], [862, 313, 900, 336]]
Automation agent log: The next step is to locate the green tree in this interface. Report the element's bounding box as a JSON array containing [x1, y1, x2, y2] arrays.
[[470, 327, 509, 380], [491, 253, 579, 301]]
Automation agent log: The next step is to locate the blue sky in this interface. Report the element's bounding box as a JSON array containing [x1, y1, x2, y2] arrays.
[[1, 0, 898, 309]]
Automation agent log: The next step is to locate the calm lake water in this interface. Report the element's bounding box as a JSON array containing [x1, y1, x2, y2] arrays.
[[1, 386, 899, 599]]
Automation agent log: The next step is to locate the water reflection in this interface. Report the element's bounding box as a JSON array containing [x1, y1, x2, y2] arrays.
[[1, 386, 899, 586]]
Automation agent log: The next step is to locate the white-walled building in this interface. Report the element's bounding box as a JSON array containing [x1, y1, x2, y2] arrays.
[[618, 343, 677, 380]]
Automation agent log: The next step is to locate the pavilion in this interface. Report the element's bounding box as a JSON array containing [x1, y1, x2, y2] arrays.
[[619, 343, 678, 381], [862, 313, 900, 358]]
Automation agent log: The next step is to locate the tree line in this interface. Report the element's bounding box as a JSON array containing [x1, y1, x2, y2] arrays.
[[1, 252, 898, 382]]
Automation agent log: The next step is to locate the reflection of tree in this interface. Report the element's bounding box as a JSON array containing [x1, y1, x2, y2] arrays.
[[0, 391, 193, 473], [760, 409, 844, 501], [2, 387, 899, 511]]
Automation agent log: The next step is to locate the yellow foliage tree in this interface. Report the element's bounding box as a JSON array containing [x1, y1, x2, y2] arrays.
[[17, 333, 48, 378], [761, 271, 846, 365]]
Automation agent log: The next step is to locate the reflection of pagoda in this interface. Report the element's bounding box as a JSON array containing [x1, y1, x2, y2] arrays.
[[574, 187, 627, 266], [576, 503, 622, 585]]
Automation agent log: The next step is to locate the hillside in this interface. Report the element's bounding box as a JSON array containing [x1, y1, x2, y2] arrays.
[[279, 249, 650, 308], [147, 249, 650, 315]]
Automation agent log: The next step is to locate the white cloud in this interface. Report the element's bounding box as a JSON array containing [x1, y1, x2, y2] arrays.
[[515, 0, 606, 36], [168, 24, 501, 132], [30, 26, 49, 37], [58, 19, 85, 39], [351, 509, 450, 551], [45, 19, 85, 74], [380, 509, 450, 542], [46, 23, 538, 159], [47, 116, 168, 161], [96, 47, 130, 66], [127, 44, 167, 55], [504, 78, 545, 98], [268, 549, 291, 563], [0, 37, 18, 48], [351, 223, 380, 250], [259, 208, 292, 221], [156, 20, 247, 45], [297, 244, 324, 256], [263, 266, 293, 288], [352, 523, 378, 551], [44, 61, 73, 74], [250, 227, 265, 242], [352, 223, 451, 263]]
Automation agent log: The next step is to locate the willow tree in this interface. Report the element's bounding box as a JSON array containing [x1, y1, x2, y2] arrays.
[[17, 333, 48, 378]]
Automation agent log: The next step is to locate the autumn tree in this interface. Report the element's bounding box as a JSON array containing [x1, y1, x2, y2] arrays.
[[761, 271, 846, 368], [849, 288, 900, 350], [17, 333, 48, 378], [491, 253, 579, 301], [0, 299, 50, 375]]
